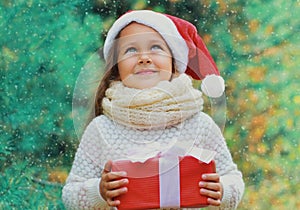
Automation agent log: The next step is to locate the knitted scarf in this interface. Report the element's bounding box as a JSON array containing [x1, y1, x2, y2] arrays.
[[102, 74, 203, 129]]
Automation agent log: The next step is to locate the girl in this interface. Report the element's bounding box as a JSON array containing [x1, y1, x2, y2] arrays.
[[62, 10, 244, 209]]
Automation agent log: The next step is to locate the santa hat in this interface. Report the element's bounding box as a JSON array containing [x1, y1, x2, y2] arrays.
[[103, 10, 225, 98]]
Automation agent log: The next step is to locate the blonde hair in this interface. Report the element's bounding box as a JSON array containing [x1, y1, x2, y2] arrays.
[[94, 41, 120, 116]]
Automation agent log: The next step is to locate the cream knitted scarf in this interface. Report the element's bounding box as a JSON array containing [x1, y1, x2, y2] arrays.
[[102, 74, 203, 129]]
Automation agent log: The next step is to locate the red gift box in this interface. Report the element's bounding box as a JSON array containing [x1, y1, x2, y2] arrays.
[[112, 153, 216, 210]]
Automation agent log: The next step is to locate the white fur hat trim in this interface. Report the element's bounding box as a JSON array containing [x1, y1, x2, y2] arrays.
[[103, 10, 188, 73]]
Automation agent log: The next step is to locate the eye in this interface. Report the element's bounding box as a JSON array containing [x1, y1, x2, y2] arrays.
[[151, 45, 163, 51], [125, 47, 137, 54]]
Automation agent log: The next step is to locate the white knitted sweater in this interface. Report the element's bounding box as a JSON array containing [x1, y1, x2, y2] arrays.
[[63, 75, 244, 209], [62, 112, 244, 209]]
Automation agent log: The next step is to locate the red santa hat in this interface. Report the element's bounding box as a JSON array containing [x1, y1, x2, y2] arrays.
[[103, 10, 225, 98]]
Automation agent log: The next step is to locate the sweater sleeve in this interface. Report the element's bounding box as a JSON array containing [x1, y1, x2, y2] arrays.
[[197, 113, 245, 210], [62, 117, 113, 210]]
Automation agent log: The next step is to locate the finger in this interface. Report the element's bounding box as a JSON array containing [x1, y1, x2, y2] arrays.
[[102, 170, 127, 183], [106, 197, 120, 207], [207, 197, 221, 206], [106, 187, 128, 201], [200, 188, 222, 200], [202, 173, 220, 182], [106, 171, 127, 180], [199, 181, 221, 191], [103, 160, 113, 173], [104, 178, 129, 190]]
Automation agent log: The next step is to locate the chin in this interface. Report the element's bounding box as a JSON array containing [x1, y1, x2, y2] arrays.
[[123, 74, 172, 89], [134, 83, 158, 89], [128, 80, 160, 89]]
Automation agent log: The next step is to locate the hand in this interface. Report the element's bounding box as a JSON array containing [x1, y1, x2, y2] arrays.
[[199, 173, 223, 206], [100, 160, 129, 207]]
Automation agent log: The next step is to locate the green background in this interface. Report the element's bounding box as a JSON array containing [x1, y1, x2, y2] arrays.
[[1, 0, 299, 209]]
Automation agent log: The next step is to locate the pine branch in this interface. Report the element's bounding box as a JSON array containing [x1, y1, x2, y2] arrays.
[[31, 177, 64, 188]]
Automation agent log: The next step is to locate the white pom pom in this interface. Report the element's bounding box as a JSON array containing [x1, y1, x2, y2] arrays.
[[201, 74, 225, 98]]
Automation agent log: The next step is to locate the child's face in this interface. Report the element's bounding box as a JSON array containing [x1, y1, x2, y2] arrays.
[[117, 22, 173, 89]]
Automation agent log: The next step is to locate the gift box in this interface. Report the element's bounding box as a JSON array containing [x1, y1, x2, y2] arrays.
[[111, 146, 216, 210]]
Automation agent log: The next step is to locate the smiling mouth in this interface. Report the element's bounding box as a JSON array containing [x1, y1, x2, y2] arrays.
[[135, 69, 158, 75]]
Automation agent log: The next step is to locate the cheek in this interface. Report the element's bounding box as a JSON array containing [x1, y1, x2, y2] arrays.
[[118, 57, 137, 80], [159, 70, 172, 81], [153, 55, 173, 73]]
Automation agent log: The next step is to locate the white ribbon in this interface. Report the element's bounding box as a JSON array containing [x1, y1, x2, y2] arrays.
[[159, 152, 180, 208], [126, 141, 216, 163]]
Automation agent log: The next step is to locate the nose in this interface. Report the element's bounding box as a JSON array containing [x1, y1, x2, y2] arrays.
[[138, 53, 152, 64]]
